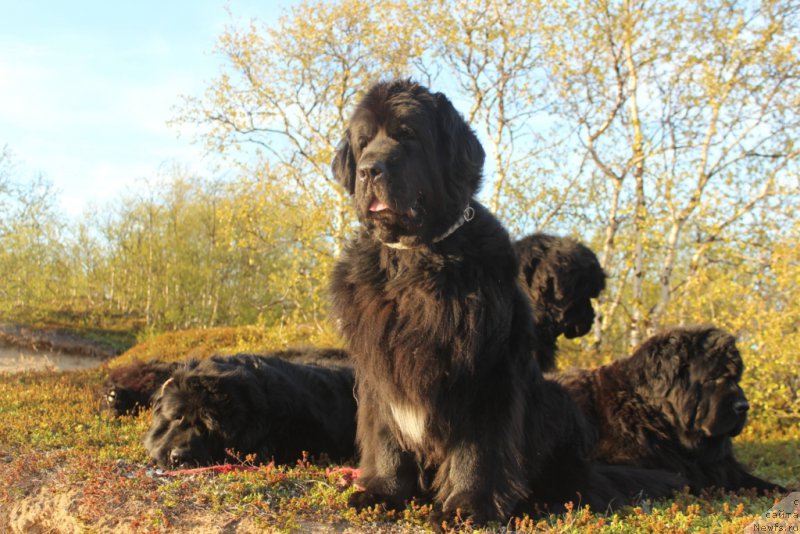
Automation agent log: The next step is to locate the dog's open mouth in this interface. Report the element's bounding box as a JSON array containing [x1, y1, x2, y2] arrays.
[[367, 196, 418, 218], [369, 197, 390, 212], [565, 322, 592, 339]]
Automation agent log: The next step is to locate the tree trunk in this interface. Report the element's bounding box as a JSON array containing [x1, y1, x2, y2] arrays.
[[624, 0, 647, 348]]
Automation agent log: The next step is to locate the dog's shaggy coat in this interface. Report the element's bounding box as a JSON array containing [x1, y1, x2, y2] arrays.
[[513, 233, 606, 371], [552, 326, 785, 493], [104, 348, 351, 416], [330, 80, 681, 523], [143, 353, 357, 468]]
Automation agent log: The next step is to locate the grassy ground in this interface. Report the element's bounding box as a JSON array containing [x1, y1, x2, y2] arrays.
[[0, 327, 797, 533]]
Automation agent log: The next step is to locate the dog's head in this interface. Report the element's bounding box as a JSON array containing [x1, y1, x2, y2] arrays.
[[143, 360, 267, 468], [631, 327, 748, 448], [514, 233, 606, 339], [104, 360, 179, 416], [332, 79, 485, 247], [104, 385, 141, 416]]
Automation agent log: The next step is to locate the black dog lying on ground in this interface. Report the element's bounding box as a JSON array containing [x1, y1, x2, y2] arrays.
[[513, 233, 606, 371], [103, 348, 351, 416], [551, 326, 785, 494], [330, 79, 682, 525], [142, 353, 357, 468], [105, 360, 181, 415]]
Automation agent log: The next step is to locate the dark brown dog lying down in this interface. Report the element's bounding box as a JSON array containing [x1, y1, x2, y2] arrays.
[[103, 347, 350, 416], [143, 353, 357, 468], [551, 326, 785, 494]]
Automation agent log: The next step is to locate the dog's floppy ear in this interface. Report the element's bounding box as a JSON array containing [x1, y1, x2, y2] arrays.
[[531, 258, 564, 305], [520, 259, 538, 290], [434, 92, 485, 191], [630, 332, 685, 397], [699, 327, 742, 374], [331, 132, 356, 195]]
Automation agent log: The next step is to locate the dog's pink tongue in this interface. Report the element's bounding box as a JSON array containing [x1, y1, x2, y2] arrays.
[[369, 198, 389, 212]]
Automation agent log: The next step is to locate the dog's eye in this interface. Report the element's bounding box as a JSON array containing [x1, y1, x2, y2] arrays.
[[397, 126, 416, 141], [704, 377, 728, 388], [204, 417, 222, 432], [357, 137, 369, 150]]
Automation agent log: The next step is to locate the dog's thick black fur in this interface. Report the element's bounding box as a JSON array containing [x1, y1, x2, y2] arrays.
[[552, 326, 785, 493], [103, 348, 351, 416], [143, 353, 357, 468], [513, 233, 606, 371], [329, 80, 682, 524]]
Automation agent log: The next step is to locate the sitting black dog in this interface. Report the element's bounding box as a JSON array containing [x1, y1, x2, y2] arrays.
[[104, 347, 351, 416], [329, 79, 683, 525], [552, 326, 785, 493], [513, 232, 606, 371], [143, 353, 357, 468]]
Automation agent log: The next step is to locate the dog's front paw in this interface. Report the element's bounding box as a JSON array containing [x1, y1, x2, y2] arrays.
[[429, 491, 498, 530], [347, 489, 405, 512]]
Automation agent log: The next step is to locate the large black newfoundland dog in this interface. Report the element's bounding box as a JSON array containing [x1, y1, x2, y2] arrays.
[[513, 233, 606, 371], [552, 326, 785, 493], [104, 348, 351, 416], [330, 80, 681, 524], [143, 353, 357, 468]]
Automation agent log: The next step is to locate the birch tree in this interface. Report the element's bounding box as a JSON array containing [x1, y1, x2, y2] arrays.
[[537, 0, 800, 348]]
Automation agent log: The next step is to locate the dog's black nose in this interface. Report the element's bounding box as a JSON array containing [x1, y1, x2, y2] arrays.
[[357, 161, 386, 183], [733, 399, 750, 415], [169, 448, 190, 467]]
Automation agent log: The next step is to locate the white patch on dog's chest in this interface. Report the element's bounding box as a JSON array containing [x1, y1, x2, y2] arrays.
[[389, 403, 427, 447]]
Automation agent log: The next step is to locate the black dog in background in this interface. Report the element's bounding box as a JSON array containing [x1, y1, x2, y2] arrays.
[[552, 326, 785, 494], [143, 353, 357, 468], [513, 233, 606, 371], [103, 348, 351, 416], [105, 360, 182, 415], [330, 79, 682, 525]]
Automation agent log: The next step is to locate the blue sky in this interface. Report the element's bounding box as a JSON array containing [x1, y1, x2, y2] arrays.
[[0, 1, 296, 216]]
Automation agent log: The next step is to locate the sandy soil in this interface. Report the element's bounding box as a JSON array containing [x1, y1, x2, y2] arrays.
[[0, 344, 106, 373], [4, 480, 355, 533], [7, 487, 86, 533], [0, 322, 114, 373]]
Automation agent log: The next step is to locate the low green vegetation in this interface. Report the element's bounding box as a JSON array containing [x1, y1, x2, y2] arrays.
[[108, 324, 342, 368], [1, 327, 796, 533]]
